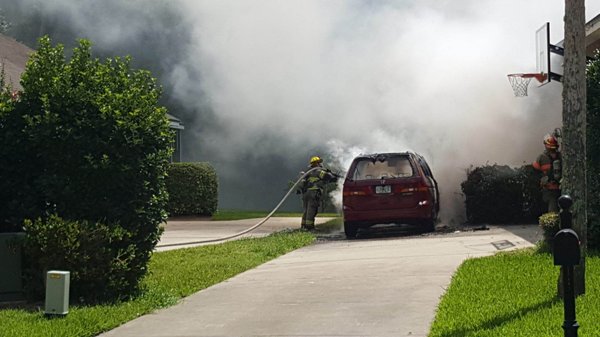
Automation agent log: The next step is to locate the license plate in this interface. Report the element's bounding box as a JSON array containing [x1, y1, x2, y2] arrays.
[[375, 185, 391, 194]]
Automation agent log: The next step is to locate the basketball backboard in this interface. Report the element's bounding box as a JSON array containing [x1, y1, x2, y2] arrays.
[[536, 22, 551, 85]]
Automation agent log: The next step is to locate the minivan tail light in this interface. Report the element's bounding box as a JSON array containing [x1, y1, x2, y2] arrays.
[[343, 187, 370, 196], [396, 186, 429, 193], [343, 190, 367, 196]]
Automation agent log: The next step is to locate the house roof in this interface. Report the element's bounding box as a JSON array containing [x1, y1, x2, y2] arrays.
[[587, 13, 600, 56], [0, 33, 184, 129], [0, 33, 34, 91], [167, 113, 184, 130]]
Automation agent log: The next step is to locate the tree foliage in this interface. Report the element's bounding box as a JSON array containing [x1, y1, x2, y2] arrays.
[[587, 50, 600, 249], [0, 8, 10, 33], [0, 36, 173, 301]]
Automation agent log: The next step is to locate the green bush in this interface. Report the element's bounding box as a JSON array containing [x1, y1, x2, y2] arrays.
[[587, 51, 600, 249], [0, 36, 172, 301], [0, 63, 20, 233], [461, 164, 544, 224], [23, 215, 136, 302], [166, 162, 218, 216], [538, 212, 559, 251]]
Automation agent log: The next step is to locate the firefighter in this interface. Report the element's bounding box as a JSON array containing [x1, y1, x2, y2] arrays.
[[299, 156, 337, 230], [533, 134, 562, 213]]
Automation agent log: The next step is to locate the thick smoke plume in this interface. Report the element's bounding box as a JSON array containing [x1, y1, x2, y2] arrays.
[[3, 0, 600, 222]]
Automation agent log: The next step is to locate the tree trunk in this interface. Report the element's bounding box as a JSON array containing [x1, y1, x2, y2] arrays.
[[562, 0, 587, 296]]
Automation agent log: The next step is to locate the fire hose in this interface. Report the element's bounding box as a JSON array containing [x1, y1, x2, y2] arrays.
[[155, 166, 325, 248]]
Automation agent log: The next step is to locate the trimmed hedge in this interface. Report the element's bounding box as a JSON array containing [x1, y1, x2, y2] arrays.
[[166, 162, 218, 216], [461, 164, 544, 224]]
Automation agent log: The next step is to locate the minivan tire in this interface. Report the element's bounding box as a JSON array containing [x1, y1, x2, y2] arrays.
[[423, 219, 436, 232], [344, 221, 358, 239]]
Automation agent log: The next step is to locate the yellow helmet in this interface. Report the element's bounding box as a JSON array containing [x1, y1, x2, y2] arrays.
[[310, 156, 323, 165]]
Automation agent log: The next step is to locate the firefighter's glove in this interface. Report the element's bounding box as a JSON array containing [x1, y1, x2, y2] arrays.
[[540, 176, 549, 186]]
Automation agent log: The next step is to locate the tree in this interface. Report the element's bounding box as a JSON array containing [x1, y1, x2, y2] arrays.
[[561, 0, 587, 295], [0, 8, 10, 33], [0, 36, 173, 301], [587, 51, 600, 249]]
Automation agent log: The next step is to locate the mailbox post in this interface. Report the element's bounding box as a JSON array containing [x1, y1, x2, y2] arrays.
[[554, 195, 580, 337]]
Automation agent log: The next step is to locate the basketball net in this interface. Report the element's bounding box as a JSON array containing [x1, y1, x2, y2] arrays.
[[507, 73, 547, 97]]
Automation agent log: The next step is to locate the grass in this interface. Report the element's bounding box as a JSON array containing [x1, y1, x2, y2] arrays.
[[312, 217, 343, 234], [7, 221, 591, 337], [429, 248, 600, 337], [211, 209, 339, 221], [0, 230, 315, 337]]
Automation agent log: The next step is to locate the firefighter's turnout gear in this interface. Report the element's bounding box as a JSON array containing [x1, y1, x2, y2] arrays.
[[533, 134, 562, 212], [300, 157, 337, 230]]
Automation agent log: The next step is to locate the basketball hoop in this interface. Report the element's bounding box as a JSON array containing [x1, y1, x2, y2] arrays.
[[507, 73, 547, 97]]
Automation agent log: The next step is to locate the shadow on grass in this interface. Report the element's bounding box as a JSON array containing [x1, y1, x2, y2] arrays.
[[587, 250, 600, 258], [0, 300, 43, 312], [436, 297, 560, 337]]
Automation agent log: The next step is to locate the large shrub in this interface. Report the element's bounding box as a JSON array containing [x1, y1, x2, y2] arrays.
[[22, 215, 135, 302], [0, 37, 173, 301], [587, 51, 600, 249], [166, 162, 218, 216], [0, 64, 20, 232], [461, 164, 544, 224]]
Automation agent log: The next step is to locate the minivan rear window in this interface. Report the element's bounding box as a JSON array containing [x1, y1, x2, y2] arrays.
[[351, 156, 414, 180]]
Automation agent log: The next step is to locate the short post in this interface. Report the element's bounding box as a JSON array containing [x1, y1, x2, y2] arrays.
[[44, 270, 70, 316], [554, 195, 579, 337]]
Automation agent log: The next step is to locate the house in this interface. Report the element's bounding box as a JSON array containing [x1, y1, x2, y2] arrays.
[[167, 113, 184, 162], [0, 33, 184, 162], [586, 13, 600, 57], [0, 33, 33, 91]]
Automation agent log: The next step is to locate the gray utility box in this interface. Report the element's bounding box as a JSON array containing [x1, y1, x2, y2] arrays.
[[45, 271, 70, 315], [0, 232, 25, 301]]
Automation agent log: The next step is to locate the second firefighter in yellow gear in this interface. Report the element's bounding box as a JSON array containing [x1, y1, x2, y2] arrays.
[[299, 156, 337, 230]]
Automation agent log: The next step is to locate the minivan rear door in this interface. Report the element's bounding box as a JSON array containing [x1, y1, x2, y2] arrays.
[[344, 154, 422, 211]]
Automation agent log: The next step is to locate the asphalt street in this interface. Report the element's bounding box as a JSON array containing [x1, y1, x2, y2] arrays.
[[100, 218, 542, 337]]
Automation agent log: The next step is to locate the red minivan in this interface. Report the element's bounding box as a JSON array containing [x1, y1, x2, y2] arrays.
[[342, 152, 440, 238]]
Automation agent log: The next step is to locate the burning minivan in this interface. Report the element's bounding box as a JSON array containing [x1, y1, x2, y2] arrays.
[[342, 152, 440, 238]]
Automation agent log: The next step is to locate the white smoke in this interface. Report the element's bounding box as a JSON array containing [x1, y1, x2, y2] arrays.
[[5, 0, 600, 222], [170, 0, 599, 222]]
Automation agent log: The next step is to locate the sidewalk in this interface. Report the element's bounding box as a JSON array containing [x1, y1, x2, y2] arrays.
[[100, 223, 541, 337]]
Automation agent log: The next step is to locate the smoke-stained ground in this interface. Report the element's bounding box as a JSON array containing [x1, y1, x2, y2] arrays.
[[2, 0, 599, 223]]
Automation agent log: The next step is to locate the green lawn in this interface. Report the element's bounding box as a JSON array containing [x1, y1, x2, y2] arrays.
[[211, 209, 339, 221], [0, 230, 315, 337], [429, 249, 599, 337], [4, 223, 594, 337]]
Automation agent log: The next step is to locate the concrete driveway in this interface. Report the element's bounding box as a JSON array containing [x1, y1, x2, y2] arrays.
[[155, 216, 335, 251], [101, 220, 542, 337]]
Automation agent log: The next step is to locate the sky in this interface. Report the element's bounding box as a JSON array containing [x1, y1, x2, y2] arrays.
[[2, 0, 600, 223]]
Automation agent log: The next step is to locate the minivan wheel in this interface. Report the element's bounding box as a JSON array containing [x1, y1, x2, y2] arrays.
[[423, 219, 436, 232], [344, 222, 358, 239]]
